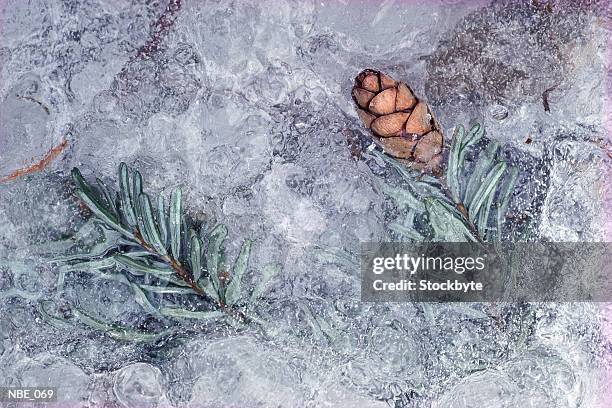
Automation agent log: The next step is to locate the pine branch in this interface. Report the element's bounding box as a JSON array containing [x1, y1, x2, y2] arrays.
[[374, 122, 517, 243], [73, 165, 215, 301], [52, 163, 279, 337]]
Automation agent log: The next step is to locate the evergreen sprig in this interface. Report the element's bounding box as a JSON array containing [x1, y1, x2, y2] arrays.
[[376, 123, 518, 243], [51, 163, 277, 336]]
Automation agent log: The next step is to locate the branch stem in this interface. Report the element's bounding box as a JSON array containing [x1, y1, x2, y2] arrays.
[[439, 178, 484, 243], [132, 229, 247, 322]]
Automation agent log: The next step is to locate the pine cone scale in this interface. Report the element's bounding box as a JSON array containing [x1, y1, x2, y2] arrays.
[[371, 112, 411, 137], [414, 130, 443, 162], [405, 101, 433, 135], [361, 73, 381, 92], [379, 73, 398, 89], [353, 88, 375, 109], [396, 83, 417, 110], [357, 109, 376, 129], [369, 88, 397, 115], [378, 136, 417, 159]]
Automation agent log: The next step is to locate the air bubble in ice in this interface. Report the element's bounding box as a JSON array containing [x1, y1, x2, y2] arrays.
[[113, 363, 166, 408]]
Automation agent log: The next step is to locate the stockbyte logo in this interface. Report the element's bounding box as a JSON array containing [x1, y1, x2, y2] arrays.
[[372, 278, 484, 293]]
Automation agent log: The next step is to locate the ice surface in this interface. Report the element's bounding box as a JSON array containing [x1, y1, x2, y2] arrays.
[[0, 0, 611, 407], [114, 362, 168, 408]]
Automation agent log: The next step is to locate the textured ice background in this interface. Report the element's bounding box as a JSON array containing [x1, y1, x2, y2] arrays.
[[0, 0, 611, 407]]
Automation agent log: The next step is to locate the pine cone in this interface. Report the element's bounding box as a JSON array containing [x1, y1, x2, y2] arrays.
[[352, 69, 444, 173]]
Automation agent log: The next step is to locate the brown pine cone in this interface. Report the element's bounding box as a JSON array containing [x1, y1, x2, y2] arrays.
[[352, 69, 444, 173]]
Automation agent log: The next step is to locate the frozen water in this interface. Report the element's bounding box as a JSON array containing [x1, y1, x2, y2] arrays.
[[0, 0, 611, 407], [114, 362, 168, 408], [539, 139, 607, 241]]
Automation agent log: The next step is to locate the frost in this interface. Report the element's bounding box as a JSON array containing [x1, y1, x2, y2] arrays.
[[0, 0, 610, 407]]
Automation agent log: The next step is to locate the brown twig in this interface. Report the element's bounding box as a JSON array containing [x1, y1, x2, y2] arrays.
[[438, 178, 485, 244], [132, 229, 248, 322], [125, 0, 182, 65], [542, 84, 558, 112], [132, 229, 205, 296], [17, 96, 51, 114], [0, 139, 69, 183]]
